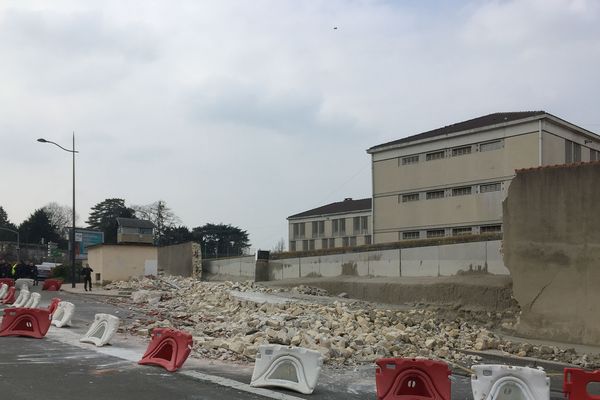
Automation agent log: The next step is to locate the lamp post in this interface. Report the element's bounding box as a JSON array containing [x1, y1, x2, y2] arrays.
[[0, 227, 19, 262], [37, 134, 78, 288]]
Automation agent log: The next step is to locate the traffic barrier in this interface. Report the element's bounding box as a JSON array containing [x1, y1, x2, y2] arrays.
[[564, 368, 600, 400], [12, 288, 30, 308], [51, 301, 75, 328], [471, 365, 550, 400], [250, 345, 323, 394], [15, 279, 34, 290], [0, 283, 7, 300], [0, 307, 52, 338], [42, 279, 63, 291], [47, 298, 61, 316], [1, 286, 16, 304], [375, 358, 451, 400], [80, 313, 120, 347], [24, 292, 41, 308], [138, 328, 193, 372], [0, 278, 14, 287]]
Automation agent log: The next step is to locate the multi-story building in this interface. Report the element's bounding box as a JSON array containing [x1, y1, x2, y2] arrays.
[[367, 111, 600, 244], [287, 198, 372, 251]]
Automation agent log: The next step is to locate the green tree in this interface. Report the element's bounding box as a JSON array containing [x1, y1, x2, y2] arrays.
[[162, 225, 193, 246], [192, 223, 250, 258], [86, 198, 136, 244], [0, 205, 19, 241], [132, 200, 180, 245], [19, 208, 63, 245]]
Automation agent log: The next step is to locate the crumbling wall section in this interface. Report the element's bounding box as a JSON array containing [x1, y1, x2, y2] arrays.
[[158, 241, 196, 278], [504, 162, 600, 345]]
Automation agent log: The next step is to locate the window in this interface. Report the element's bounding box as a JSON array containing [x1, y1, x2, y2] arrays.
[[591, 149, 600, 162], [139, 228, 153, 235], [452, 227, 472, 236], [565, 140, 582, 163], [364, 235, 372, 245], [402, 155, 419, 165], [480, 140, 503, 152], [480, 183, 501, 193], [309, 240, 315, 250], [402, 231, 420, 240], [427, 229, 445, 238], [349, 237, 357, 247], [452, 146, 471, 157], [426, 190, 445, 200], [321, 239, 328, 249], [342, 237, 349, 247], [426, 151, 445, 161], [312, 221, 324, 238], [452, 187, 472, 196], [332, 218, 346, 235], [328, 238, 335, 248], [354, 216, 368, 233], [302, 240, 308, 251], [401, 193, 419, 203], [289, 241, 296, 252], [481, 225, 502, 233], [293, 223, 305, 239]]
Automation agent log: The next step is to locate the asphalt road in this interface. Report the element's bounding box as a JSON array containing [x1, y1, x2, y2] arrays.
[[0, 287, 569, 400]]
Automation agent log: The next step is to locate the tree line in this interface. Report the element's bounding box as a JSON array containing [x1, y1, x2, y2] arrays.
[[0, 198, 250, 259]]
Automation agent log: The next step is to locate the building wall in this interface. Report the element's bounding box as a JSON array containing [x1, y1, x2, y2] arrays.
[[504, 163, 600, 345], [288, 210, 372, 251], [371, 117, 600, 244], [117, 232, 154, 244], [157, 241, 202, 278], [87, 245, 157, 284]]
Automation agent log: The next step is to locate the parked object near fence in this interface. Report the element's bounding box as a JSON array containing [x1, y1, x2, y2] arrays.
[[51, 301, 75, 328], [0, 283, 7, 300], [138, 328, 193, 372], [12, 288, 30, 308], [564, 368, 600, 400], [24, 292, 41, 308], [42, 279, 63, 291], [375, 358, 451, 400], [80, 313, 120, 347], [0, 307, 52, 338], [250, 345, 323, 395], [471, 365, 550, 400], [1, 286, 16, 304], [47, 298, 61, 316], [0, 278, 14, 287]]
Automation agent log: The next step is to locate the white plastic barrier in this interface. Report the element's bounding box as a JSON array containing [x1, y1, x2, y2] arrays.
[[24, 292, 41, 308], [15, 279, 34, 290], [0, 283, 7, 300], [51, 301, 75, 327], [471, 365, 550, 400], [80, 313, 120, 347], [250, 345, 323, 394], [12, 288, 30, 307]]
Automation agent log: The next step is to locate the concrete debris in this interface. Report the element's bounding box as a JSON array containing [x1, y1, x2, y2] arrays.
[[106, 276, 600, 369]]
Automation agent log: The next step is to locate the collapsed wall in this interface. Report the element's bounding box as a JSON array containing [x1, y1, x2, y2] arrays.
[[504, 162, 600, 345]]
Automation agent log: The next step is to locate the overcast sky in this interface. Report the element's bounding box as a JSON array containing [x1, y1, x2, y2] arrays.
[[1, 0, 599, 251]]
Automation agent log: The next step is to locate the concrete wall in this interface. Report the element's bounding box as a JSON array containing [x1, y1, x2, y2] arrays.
[[203, 240, 507, 280], [87, 244, 158, 284], [157, 241, 202, 278], [504, 162, 600, 345]]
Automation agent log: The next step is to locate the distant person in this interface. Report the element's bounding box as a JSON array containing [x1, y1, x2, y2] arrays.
[[81, 264, 93, 291], [29, 261, 39, 286], [14, 261, 27, 279], [0, 258, 10, 278]]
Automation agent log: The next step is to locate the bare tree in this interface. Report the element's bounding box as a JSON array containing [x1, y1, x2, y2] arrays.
[[272, 237, 286, 253], [132, 200, 180, 245], [43, 202, 78, 234]]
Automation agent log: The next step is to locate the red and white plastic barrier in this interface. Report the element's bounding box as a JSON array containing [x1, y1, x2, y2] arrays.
[[376, 358, 451, 400], [138, 328, 193, 372]]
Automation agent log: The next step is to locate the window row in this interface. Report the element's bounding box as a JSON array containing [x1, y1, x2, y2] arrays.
[[289, 235, 372, 251], [398, 140, 504, 166], [566, 139, 600, 163], [400, 224, 502, 240], [399, 182, 502, 203], [292, 216, 369, 239]]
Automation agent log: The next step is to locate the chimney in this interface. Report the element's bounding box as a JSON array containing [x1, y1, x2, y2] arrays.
[[344, 198, 352, 201]]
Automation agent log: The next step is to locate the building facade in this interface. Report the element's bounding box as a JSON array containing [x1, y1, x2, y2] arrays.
[[116, 218, 155, 244], [287, 198, 372, 251], [367, 111, 600, 244]]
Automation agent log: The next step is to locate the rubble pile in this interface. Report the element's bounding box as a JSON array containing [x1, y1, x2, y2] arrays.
[[109, 276, 600, 369]]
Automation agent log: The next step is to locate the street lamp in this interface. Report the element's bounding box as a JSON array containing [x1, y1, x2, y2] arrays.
[[37, 134, 78, 288], [0, 227, 19, 262]]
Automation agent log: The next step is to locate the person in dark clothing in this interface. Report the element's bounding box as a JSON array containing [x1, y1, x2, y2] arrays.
[[29, 261, 39, 286], [14, 261, 27, 279], [0, 259, 11, 278], [81, 264, 93, 291]]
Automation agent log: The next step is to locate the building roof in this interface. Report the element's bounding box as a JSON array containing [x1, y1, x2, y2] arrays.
[[116, 217, 155, 229], [368, 111, 546, 152], [288, 198, 372, 220]]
